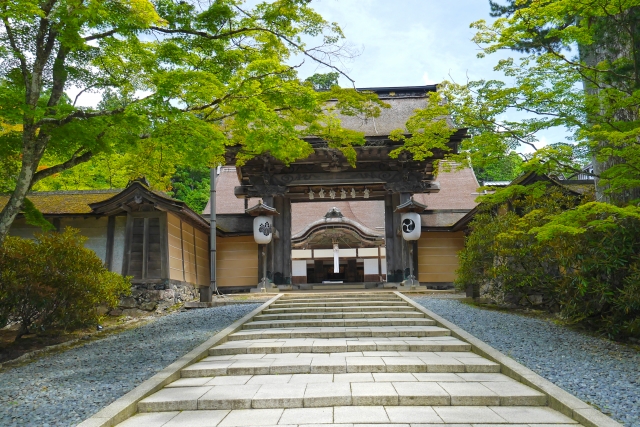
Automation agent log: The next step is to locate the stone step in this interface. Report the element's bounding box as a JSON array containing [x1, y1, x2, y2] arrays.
[[126, 405, 580, 426], [180, 353, 501, 377], [227, 326, 452, 341], [313, 283, 368, 290], [243, 318, 436, 330], [167, 372, 525, 387], [254, 311, 426, 321], [264, 305, 417, 314], [138, 379, 546, 412], [210, 339, 472, 355], [279, 296, 400, 303], [272, 301, 409, 308]]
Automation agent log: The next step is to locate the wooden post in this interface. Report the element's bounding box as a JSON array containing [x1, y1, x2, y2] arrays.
[[272, 195, 292, 284], [202, 167, 217, 302], [384, 194, 396, 281]]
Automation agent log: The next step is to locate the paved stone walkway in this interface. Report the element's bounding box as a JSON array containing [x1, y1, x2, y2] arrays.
[[115, 293, 582, 427]]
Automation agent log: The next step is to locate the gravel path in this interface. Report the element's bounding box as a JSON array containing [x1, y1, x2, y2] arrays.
[[0, 304, 260, 427], [412, 297, 640, 427]]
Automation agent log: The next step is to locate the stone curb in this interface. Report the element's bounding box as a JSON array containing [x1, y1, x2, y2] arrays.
[[76, 294, 283, 427], [396, 292, 622, 427]]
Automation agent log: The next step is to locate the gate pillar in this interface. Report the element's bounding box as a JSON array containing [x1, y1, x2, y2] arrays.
[[385, 193, 412, 282], [272, 195, 292, 285]]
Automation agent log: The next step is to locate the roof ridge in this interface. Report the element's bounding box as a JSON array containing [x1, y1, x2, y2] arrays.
[[0, 189, 124, 196]]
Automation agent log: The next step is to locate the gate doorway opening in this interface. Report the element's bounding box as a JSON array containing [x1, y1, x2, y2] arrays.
[[290, 207, 386, 288]]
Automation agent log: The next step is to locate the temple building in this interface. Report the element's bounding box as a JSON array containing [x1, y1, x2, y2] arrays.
[[2, 86, 481, 294]]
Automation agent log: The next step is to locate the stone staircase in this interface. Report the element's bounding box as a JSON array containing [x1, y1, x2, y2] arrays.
[[116, 292, 582, 426]]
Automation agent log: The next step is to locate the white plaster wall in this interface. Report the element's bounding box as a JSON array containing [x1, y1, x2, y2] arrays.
[[111, 216, 127, 275], [60, 217, 109, 263], [292, 260, 307, 277], [8, 218, 42, 239], [364, 258, 379, 275]]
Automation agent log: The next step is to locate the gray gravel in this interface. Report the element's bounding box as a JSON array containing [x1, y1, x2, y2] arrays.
[[412, 296, 640, 427], [0, 304, 259, 427]]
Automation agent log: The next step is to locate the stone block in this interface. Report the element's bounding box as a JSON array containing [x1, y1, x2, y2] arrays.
[[333, 406, 390, 424], [392, 381, 450, 405], [251, 383, 306, 408], [489, 406, 578, 424], [385, 406, 444, 424], [140, 302, 157, 311], [163, 410, 229, 427], [304, 383, 352, 407], [198, 385, 261, 410], [346, 357, 386, 373], [119, 297, 137, 309], [438, 382, 500, 405], [138, 386, 212, 412], [351, 382, 398, 405], [279, 407, 334, 425], [217, 409, 284, 427], [432, 406, 506, 424]]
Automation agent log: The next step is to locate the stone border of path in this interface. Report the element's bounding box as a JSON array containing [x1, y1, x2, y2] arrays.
[[76, 294, 283, 427], [396, 292, 622, 427]]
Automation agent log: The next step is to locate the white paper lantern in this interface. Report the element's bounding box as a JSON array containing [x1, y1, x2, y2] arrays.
[[401, 212, 421, 241], [253, 216, 273, 244]]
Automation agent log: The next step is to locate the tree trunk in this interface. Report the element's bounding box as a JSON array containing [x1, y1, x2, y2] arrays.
[[0, 132, 47, 245], [581, 8, 640, 205]]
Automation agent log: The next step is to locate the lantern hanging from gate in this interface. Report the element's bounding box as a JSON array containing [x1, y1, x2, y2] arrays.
[[246, 201, 280, 245], [394, 197, 428, 241], [401, 212, 421, 241]]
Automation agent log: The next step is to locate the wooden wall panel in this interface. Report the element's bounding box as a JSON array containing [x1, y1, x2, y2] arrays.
[[167, 213, 184, 281], [217, 235, 258, 288], [417, 231, 465, 283], [181, 222, 196, 284], [194, 228, 210, 286]]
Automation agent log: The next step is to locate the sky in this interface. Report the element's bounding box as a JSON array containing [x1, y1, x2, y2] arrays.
[[294, 0, 569, 149], [296, 0, 501, 88], [69, 0, 567, 148]]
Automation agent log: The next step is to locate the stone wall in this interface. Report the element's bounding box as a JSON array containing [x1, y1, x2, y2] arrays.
[[110, 280, 199, 316]]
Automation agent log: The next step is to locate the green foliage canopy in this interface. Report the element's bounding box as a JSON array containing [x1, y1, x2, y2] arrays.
[[0, 0, 388, 242], [394, 0, 640, 204], [457, 181, 640, 339]]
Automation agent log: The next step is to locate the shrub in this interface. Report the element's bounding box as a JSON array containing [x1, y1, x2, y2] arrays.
[[0, 228, 131, 340], [456, 182, 640, 339]]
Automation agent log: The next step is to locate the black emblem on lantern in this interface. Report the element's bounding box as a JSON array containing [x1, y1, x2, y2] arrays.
[[259, 222, 272, 236], [402, 218, 415, 233]]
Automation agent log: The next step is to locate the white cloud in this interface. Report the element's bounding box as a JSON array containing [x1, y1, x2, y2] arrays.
[[422, 72, 436, 85]]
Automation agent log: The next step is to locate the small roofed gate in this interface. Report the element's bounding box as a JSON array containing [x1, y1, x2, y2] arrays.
[[90, 182, 211, 288], [226, 86, 467, 285]]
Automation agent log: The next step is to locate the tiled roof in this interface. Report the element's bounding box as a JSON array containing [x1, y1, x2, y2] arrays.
[[0, 190, 121, 214], [202, 167, 253, 215], [413, 166, 480, 210], [332, 97, 427, 136]]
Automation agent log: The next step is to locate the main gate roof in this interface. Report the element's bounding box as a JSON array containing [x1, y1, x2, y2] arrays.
[[225, 86, 468, 202]]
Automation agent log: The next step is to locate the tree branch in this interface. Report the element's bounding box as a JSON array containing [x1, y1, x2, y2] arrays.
[[149, 25, 356, 87], [32, 149, 94, 184], [84, 28, 119, 41], [35, 107, 126, 127], [1, 16, 29, 87]]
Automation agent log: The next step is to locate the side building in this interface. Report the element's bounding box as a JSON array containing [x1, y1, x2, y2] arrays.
[[1, 180, 210, 308]]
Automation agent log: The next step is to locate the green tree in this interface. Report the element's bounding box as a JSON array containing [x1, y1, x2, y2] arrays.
[[474, 150, 523, 184], [394, 0, 640, 205], [305, 72, 340, 90], [0, 0, 387, 243], [169, 165, 211, 213]]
